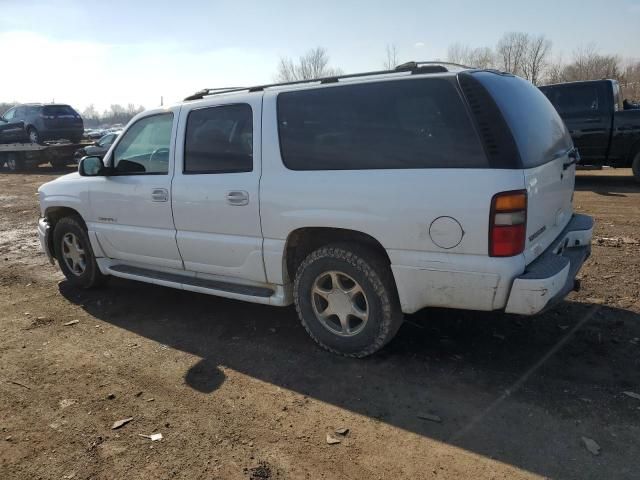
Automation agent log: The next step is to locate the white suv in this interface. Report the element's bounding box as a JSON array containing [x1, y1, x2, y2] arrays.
[[37, 63, 593, 357]]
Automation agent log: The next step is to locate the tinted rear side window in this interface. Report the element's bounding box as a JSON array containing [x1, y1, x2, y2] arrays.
[[475, 72, 572, 169], [184, 104, 253, 174], [277, 78, 486, 170], [43, 105, 78, 116]]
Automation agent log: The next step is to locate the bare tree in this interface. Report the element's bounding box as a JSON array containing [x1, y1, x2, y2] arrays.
[[622, 60, 640, 101], [383, 44, 400, 70], [276, 47, 342, 82], [546, 45, 623, 84], [522, 35, 552, 85], [447, 43, 495, 69], [496, 32, 529, 76]]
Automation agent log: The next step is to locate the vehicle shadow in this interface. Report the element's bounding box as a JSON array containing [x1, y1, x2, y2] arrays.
[[575, 171, 640, 195], [59, 278, 640, 479]]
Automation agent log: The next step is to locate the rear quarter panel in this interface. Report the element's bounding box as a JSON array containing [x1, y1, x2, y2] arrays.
[[260, 90, 526, 302]]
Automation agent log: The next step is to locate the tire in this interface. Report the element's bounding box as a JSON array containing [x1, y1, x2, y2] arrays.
[[27, 127, 40, 144], [6, 153, 24, 172], [632, 151, 640, 184], [293, 243, 403, 358], [53, 216, 107, 289], [50, 159, 68, 169]]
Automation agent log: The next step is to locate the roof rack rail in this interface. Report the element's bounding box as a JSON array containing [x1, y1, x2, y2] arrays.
[[183, 60, 472, 101]]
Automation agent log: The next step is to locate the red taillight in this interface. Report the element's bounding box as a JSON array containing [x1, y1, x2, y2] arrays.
[[489, 190, 527, 257]]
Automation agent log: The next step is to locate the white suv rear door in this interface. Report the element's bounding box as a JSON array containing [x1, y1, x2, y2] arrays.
[[171, 94, 266, 283]]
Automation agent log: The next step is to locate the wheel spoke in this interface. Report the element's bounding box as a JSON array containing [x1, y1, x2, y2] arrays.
[[317, 303, 333, 319], [337, 313, 351, 334], [312, 284, 332, 300], [74, 237, 84, 254], [329, 272, 340, 290], [351, 304, 367, 321]]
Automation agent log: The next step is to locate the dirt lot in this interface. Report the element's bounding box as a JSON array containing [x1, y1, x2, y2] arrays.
[[0, 167, 639, 480]]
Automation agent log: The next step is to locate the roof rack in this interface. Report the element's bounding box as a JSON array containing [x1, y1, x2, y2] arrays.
[[183, 61, 472, 101]]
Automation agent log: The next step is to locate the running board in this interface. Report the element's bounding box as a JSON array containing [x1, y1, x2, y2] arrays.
[[108, 264, 274, 298]]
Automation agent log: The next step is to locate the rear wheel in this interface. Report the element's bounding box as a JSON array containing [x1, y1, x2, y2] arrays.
[[294, 243, 403, 357], [632, 151, 640, 184], [53, 216, 106, 289], [27, 127, 40, 144]]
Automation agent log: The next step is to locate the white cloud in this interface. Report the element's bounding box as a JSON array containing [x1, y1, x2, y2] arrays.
[[414, 42, 425, 48], [0, 31, 279, 112]]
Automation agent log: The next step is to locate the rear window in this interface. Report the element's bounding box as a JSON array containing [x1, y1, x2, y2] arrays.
[[475, 72, 572, 169], [542, 84, 602, 115], [277, 78, 487, 170], [43, 105, 78, 117]]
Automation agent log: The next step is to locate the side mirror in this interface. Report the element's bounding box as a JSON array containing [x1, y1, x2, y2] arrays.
[[78, 156, 105, 176]]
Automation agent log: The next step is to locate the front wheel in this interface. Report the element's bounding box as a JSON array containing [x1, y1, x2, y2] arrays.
[[6, 153, 24, 172], [294, 243, 403, 357], [632, 151, 640, 184], [53, 216, 106, 289]]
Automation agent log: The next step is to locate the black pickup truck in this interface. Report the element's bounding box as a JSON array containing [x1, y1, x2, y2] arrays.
[[539, 79, 640, 182]]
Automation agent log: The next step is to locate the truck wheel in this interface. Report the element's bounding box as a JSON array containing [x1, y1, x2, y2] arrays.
[[27, 127, 40, 144], [50, 159, 68, 170], [6, 153, 24, 172], [53, 216, 107, 289], [293, 243, 403, 358], [632, 151, 640, 184]]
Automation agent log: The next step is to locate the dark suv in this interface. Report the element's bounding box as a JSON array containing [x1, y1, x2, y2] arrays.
[[0, 104, 84, 144]]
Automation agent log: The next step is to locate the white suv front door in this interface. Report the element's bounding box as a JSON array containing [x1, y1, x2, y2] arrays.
[[88, 110, 183, 270], [171, 96, 265, 283]]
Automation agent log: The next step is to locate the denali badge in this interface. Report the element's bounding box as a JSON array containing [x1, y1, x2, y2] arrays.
[[528, 226, 546, 242], [98, 217, 116, 223]]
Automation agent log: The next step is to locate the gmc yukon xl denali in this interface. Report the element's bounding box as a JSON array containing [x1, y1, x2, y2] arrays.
[[37, 63, 593, 357], [540, 79, 640, 182]]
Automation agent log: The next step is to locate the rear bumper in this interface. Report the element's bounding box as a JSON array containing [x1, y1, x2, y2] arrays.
[[505, 214, 593, 315], [38, 217, 55, 264]]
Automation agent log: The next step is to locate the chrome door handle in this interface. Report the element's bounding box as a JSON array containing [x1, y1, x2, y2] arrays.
[[151, 188, 168, 202], [226, 190, 249, 206]]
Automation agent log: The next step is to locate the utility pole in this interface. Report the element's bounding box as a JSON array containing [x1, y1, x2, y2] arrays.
[[160, 96, 163, 106]]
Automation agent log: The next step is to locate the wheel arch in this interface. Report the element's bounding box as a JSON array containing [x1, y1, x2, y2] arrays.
[[45, 206, 86, 257], [283, 227, 391, 284]]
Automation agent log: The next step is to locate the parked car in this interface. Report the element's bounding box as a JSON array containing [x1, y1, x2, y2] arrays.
[[74, 132, 120, 161], [0, 104, 84, 144], [85, 129, 106, 140], [37, 63, 593, 357], [540, 80, 640, 182]]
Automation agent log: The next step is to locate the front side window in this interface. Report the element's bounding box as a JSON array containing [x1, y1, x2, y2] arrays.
[[277, 78, 486, 170], [2, 108, 15, 121], [184, 104, 253, 174], [112, 113, 173, 174]]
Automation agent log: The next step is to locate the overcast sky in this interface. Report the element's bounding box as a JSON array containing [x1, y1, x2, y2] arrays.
[[1, 0, 639, 112]]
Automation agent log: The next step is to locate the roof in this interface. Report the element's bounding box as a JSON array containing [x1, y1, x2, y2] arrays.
[[184, 61, 472, 101]]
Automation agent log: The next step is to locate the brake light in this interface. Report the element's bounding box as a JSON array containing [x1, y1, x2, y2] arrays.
[[489, 190, 527, 257]]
